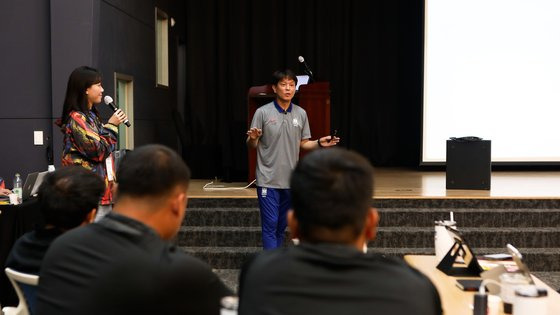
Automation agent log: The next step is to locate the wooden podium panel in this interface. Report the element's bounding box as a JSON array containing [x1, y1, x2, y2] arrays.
[[247, 82, 331, 182]]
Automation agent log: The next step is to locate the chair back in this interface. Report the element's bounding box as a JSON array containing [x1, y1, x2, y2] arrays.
[[2, 268, 39, 315]]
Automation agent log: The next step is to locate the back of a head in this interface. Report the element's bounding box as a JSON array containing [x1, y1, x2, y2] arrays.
[[39, 166, 105, 229], [290, 148, 374, 241], [116, 144, 191, 199]]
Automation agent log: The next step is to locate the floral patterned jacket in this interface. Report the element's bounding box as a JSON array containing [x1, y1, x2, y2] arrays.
[[60, 110, 118, 205]]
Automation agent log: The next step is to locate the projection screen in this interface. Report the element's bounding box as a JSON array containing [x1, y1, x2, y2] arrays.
[[422, 0, 560, 164]]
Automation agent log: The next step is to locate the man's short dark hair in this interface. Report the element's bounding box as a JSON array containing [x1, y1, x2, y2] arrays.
[[116, 144, 191, 199], [38, 166, 104, 229], [272, 69, 298, 86], [290, 148, 374, 240]]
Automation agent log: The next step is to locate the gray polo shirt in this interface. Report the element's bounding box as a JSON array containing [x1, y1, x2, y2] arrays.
[[251, 101, 311, 188]]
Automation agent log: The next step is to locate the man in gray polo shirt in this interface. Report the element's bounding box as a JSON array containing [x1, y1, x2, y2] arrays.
[[247, 69, 339, 249]]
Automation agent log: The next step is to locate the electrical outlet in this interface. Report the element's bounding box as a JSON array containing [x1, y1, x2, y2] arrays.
[[34, 131, 43, 145]]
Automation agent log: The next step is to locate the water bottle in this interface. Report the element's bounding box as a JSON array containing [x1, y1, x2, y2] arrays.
[[13, 173, 23, 203], [220, 296, 239, 315]]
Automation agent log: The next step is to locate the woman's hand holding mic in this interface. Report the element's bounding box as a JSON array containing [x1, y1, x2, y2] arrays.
[[109, 109, 128, 126]]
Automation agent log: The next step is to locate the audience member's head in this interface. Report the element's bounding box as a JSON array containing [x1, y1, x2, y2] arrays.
[[39, 166, 104, 229], [114, 144, 191, 240], [289, 148, 378, 247]]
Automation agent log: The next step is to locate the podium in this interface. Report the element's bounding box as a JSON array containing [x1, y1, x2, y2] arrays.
[[247, 82, 331, 182]]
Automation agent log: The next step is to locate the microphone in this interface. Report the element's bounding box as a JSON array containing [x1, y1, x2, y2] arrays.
[[103, 96, 131, 127], [298, 56, 314, 81]]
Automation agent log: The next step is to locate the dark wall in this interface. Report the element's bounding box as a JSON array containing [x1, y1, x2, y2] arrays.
[[50, 0, 101, 169], [0, 0, 186, 187], [97, 0, 181, 150], [0, 0, 53, 183]]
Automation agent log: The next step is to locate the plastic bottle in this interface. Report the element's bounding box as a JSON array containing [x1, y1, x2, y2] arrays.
[[220, 296, 238, 315], [13, 173, 23, 203]]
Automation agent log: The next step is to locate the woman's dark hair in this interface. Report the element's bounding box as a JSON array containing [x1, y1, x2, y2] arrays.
[[61, 66, 102, 123]]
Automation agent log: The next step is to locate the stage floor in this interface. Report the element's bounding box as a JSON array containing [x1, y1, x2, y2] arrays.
[[188, 168, 560, 199]]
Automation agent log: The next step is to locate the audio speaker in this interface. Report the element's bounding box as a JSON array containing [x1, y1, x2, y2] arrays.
[[446, 140, 491, 190]]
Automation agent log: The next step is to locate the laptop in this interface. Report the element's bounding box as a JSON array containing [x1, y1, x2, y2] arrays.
[[480, 243, 534, 294], [22, 171, 48, 201], [507, 243, 534, 283], [296, 75, 310, 91]]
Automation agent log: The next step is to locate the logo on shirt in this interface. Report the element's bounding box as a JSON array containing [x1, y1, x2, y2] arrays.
[[267, 118, 277, 125], [292, 118, 300, 127]]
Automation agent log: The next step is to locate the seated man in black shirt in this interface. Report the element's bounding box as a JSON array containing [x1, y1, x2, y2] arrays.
[[36, 144, 232, 315], [4, 166, 103, 306], [239, 148, 442, 315], [6, 166, 102, 274], [82, 252, 229, 315]]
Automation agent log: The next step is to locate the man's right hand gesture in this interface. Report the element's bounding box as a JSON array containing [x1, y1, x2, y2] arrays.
[[246, 127, 262, 140], [246, 127, 262, 148]]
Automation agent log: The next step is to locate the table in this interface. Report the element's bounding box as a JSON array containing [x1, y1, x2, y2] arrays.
[[0, 198, 43, 306], [405, 255, 560, 315]]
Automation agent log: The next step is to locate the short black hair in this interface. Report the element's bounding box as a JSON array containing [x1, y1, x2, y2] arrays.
[[290, 148, 374, 240], [272, 69, 298, 86], [38, 166, 104, 229], [61, 66, 103, 123], [116, 144, 191, 199]]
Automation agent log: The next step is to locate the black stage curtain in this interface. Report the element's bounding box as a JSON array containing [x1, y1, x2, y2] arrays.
[[182, 0, 423, 181]]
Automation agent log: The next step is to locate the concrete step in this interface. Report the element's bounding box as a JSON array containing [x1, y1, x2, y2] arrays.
[[184, 208, 260, 227], [183, 246, 560, 272], [186, 197, 560, 291], [377, 208, 560, 228], [178, 226, 560, 248], [188, 198, 560, 209], [183, 207, 560, 228]]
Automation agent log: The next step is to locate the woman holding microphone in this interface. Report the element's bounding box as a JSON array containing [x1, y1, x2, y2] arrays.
[[57, 66, 127, 220]]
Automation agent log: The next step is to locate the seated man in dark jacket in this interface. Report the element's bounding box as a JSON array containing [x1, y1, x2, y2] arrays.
[[36, 144, 232, 315], [239, 148, 442, 315], [6, 166, 103, 274], [3, 166, 102, 308]]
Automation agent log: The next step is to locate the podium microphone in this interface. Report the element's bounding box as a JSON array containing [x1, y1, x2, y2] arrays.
[[104, 95, 131, 127], [298, 56, 314, 81]]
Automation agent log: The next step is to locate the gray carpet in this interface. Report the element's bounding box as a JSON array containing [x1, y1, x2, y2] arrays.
[[187, 197, 560, 294]]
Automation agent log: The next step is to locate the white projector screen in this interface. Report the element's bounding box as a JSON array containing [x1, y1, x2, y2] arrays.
[[423, 0, 560, 163]]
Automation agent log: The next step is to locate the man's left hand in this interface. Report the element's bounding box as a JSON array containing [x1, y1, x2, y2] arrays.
[[319, 136, 340, 147]]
